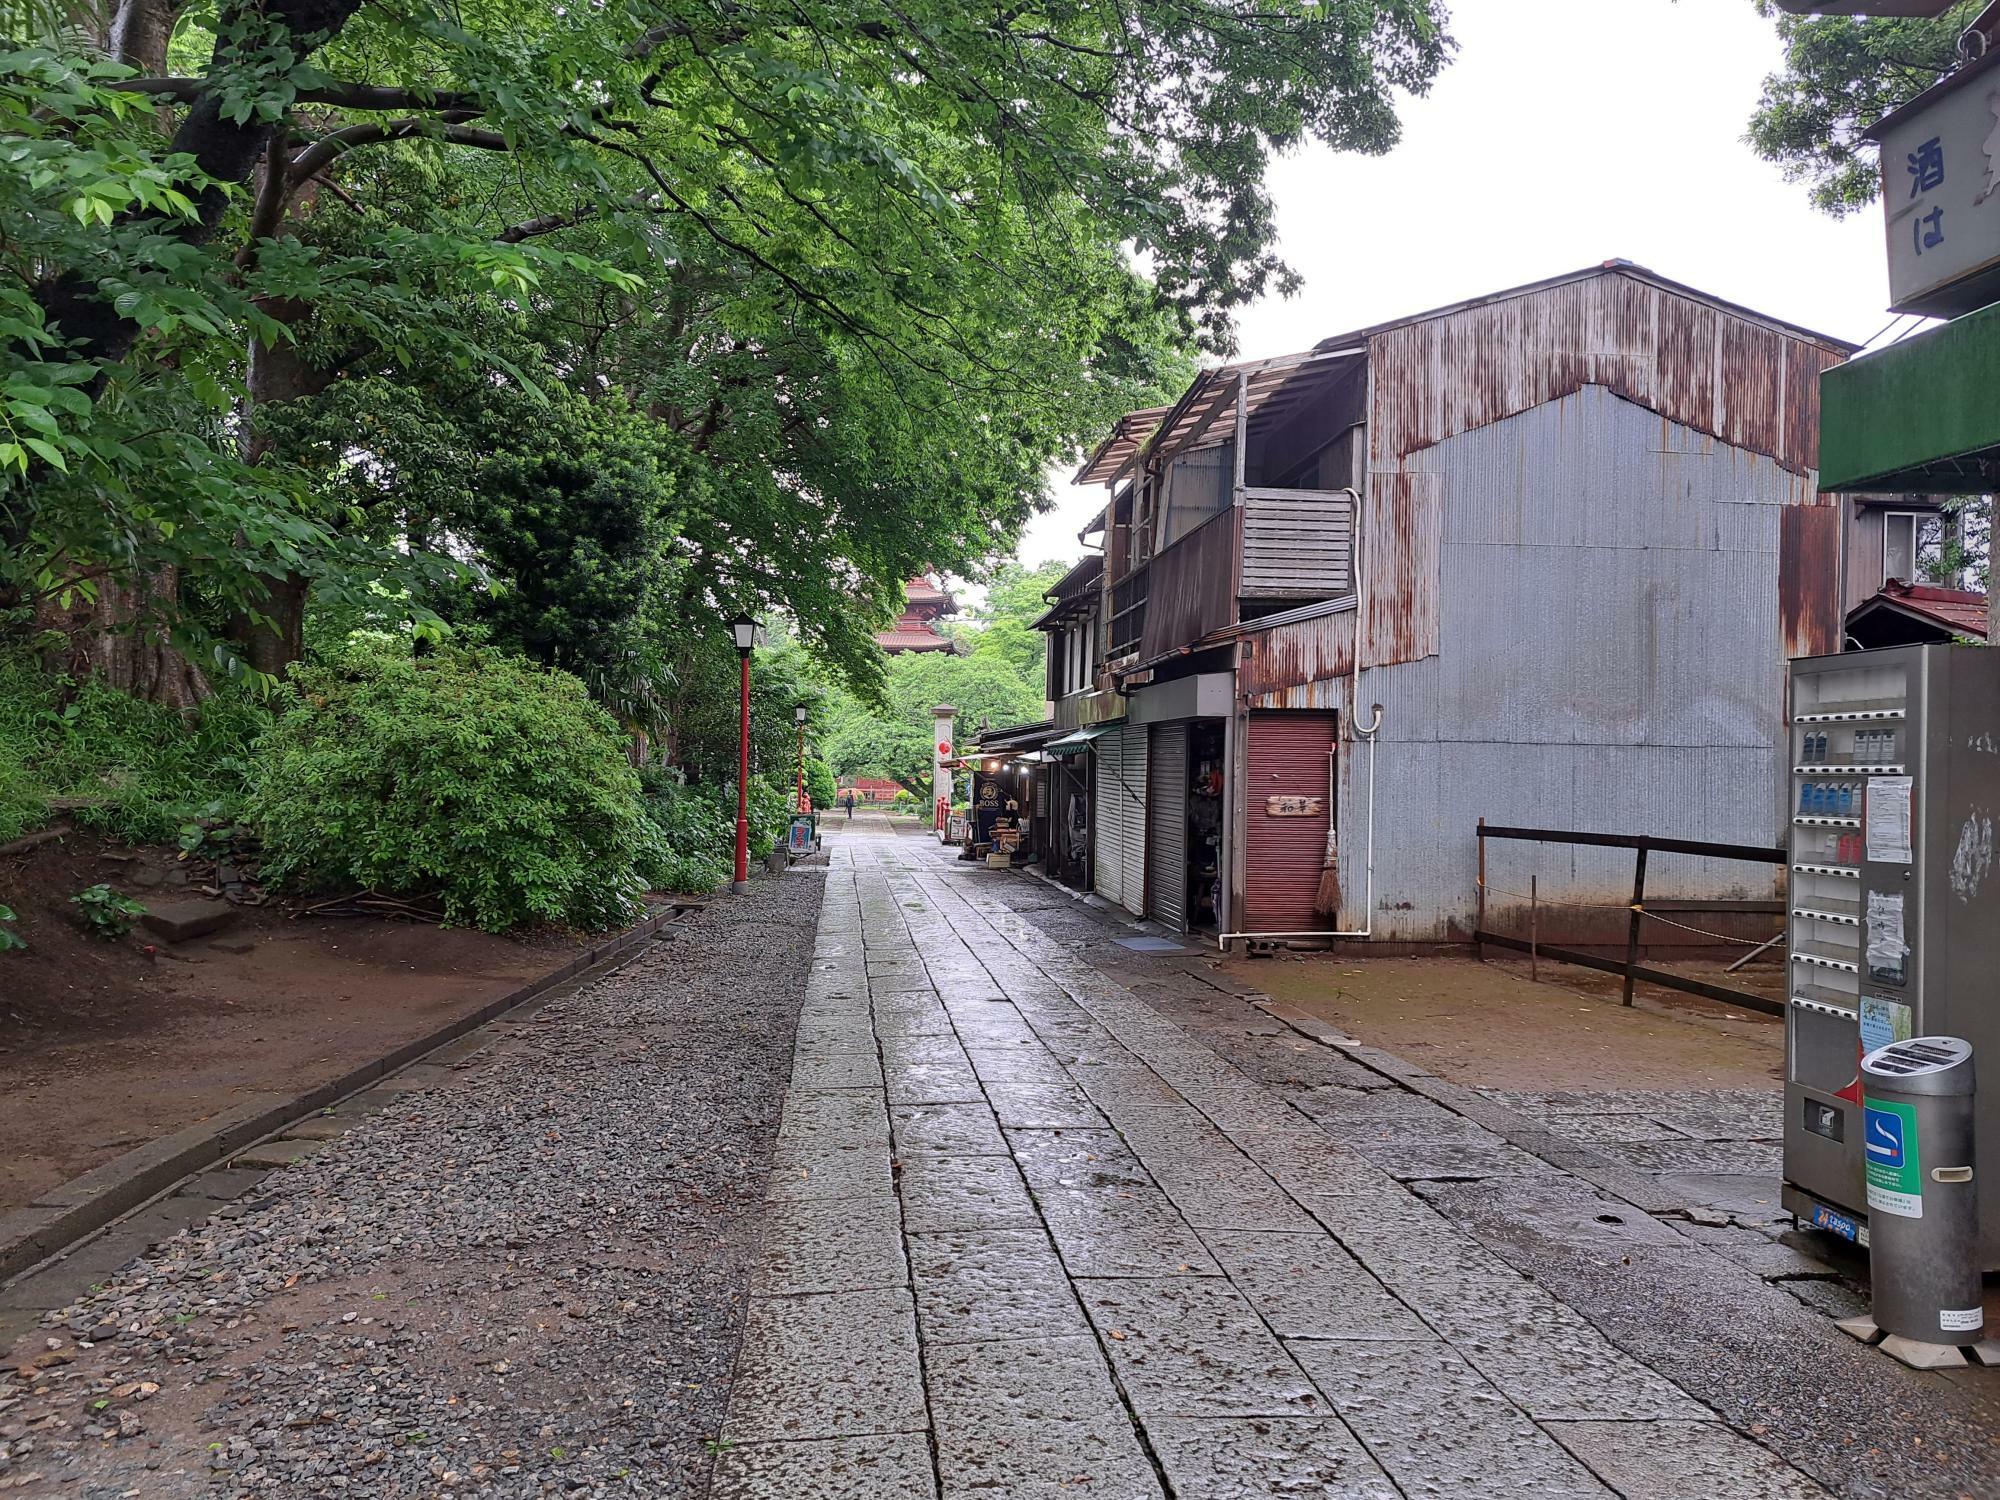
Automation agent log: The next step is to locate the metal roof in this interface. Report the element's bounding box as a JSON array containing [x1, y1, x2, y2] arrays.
[[1076, 347, 1367, 493], [1849, 581, 1990, 640], [1074, 406, 1174, 486], [1311, 260, 1859, 359], [1030, 554, 1104, 628]]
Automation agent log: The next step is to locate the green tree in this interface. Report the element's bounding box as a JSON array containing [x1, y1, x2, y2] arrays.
[[961, 560, 1074, 686], [1747, 1, 1980, 214], [4, 0, 1452, 698]]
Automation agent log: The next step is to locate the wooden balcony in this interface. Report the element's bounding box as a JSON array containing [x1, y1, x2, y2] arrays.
[[1109, 488, 1354, 662]]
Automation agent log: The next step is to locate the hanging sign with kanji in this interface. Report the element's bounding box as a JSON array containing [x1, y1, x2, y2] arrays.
[[1265, 795, 1324, 817]]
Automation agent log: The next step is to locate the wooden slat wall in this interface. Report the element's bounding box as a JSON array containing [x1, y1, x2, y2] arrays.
[[1241, 490, 1353, 599]]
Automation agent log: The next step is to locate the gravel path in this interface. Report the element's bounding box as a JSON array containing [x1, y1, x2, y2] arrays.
[[0, 871, 823, 1499]]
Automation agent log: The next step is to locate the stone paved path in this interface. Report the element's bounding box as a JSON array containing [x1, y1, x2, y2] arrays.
[[714, 829, 1830, 1500]]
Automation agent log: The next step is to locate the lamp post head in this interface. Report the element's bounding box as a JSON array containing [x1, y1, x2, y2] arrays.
[[728, 614, 763, 654], [794, 704, 809, 726]]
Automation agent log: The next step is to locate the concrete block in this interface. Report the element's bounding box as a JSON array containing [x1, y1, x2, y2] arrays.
[[138, 898, 238, 944]]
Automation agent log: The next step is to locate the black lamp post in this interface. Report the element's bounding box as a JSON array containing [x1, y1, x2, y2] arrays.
[[728, 614, 763, 892]]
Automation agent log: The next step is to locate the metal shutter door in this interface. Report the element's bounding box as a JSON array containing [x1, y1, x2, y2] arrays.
[[1118, 729, 1148, 917], [1147, 724, 1189, 931], [1243, 712, 1338, 933], [1093, 730, 1127, 910]]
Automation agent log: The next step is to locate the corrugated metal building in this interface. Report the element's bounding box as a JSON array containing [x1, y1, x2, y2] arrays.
[[1065, 262, 1857, 944]]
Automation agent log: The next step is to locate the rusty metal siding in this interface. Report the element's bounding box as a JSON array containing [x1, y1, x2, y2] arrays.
[[1239, 608, 1357, 702], [1787, 341, 1845, 477], [1357, 472, 1440, 669], [1365, 268, 1844, 480], [1780, 503, 1843, 659], [1243, 712, 1337, 932], [1137, 508, 1235, 661]]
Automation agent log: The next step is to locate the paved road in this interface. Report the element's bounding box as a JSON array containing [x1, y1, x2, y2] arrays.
[[714, 829, 1832, 1499]]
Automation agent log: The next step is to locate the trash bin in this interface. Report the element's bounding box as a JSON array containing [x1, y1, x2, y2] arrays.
[[1862, 1036, 1982, 1345]]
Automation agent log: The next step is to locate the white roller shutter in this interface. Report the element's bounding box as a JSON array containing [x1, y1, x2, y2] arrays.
[[1147, 724, 1189, 932], [1093, 725, 1148, 917], [1093, 729, 1126, 910]]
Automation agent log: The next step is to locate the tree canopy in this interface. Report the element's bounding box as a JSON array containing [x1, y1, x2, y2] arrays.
[[2, 0, 1452, 707], [1748, 0, 1981, 215]]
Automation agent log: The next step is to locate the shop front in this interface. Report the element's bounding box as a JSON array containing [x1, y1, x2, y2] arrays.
[[1128, 672, 1234, 935]]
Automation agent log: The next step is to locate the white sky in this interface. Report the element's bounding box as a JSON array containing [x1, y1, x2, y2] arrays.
[[1005, 0, 1900, 578]]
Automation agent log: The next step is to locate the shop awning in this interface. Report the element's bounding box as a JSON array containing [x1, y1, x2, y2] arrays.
[[1819, 302, 2000, 493], [1045, 725, 1111, 757]]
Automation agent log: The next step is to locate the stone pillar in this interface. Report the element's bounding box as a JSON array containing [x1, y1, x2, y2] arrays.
[[932, 703, 958, 837]]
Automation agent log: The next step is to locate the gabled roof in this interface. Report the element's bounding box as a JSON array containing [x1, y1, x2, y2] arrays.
[[1309, 259, 1858, 358], [1848, 580, 1990, 641]]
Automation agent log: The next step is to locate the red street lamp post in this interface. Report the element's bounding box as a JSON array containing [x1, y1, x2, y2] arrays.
[[728, 614, 763, 893]]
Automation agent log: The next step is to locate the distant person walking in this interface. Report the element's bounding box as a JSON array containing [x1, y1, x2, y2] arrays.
[[842, 791, 856, 819]]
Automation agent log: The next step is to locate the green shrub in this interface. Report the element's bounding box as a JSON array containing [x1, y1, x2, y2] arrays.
[[636, 779, 733, 894], [634, 774, 796, 892], [252, 638, 647, 932], [0, 655, 268, 845], [71, 883, 146, 939], [0, 903, 23, 953]]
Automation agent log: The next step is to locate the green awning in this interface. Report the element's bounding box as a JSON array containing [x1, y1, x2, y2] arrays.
[[1820, 302, 2000, 494], [1045, 725, 1111, 756]]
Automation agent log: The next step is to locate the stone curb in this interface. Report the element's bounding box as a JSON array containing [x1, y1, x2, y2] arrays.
[[0, 899, 694, 1286]]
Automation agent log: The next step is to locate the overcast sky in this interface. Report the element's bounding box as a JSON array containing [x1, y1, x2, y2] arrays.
[[1007, 0, 1899, 574]]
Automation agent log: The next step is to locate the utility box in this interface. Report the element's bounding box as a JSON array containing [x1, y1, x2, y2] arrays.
[[1782, 643, 2000, 1267], [1862, 1037, 1981, 1344]]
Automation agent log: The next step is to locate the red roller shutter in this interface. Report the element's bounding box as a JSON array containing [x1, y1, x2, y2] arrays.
[[1243, 712, 1338, 933]]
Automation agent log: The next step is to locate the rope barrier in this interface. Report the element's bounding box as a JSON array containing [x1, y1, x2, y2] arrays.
[[1478, 881, 1779, 946]]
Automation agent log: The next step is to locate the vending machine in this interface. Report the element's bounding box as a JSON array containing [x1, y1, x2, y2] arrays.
[[1783, 643, 2000, 1265]]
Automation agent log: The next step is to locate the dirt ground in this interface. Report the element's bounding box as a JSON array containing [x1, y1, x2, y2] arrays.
[[0, 831, 598, 1213], [1228, 950, 1785, 1093]]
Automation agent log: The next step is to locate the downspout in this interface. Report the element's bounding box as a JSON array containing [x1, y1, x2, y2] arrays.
[[1219, 485, 1385, 949]]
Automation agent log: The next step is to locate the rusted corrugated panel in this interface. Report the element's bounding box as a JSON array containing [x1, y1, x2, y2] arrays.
[[1780, 503, 1843, 659], [1364, 267, 1841, 480], [1654, 293, 1717, 434], [1239, 609, 1357, 699], [1138, 509, 1234, 662], [1782, 341, 1843, 476], [1718, 317, 1784, 459], [1243, 712, 1338, 932], [1358, 473, 1440, 669]]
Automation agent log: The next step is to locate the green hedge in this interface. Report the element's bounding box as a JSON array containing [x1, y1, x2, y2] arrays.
[[252, 638, 647, 931]]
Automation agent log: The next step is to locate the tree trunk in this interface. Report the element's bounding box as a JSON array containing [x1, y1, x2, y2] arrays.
[[225, 300, 333, 677], [35, 570, 209, 710], [26, 0, 215, 706]]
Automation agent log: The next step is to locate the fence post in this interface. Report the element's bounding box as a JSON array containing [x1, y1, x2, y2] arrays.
[[1529, 874, 1538, 983], [1475, 817, 1486, 962], [1622, 840, 1649, 1007]]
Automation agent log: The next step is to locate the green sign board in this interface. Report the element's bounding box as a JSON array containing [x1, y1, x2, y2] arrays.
[[1864, 1097, 1923, 1219]]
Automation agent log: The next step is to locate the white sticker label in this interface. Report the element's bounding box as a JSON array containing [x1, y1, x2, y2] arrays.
[[1866, 1184, 1923, 1219], [1941, 1306, 1986, 1333]]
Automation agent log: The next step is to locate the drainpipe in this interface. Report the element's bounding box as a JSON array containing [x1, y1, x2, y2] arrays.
[[1219, 486, 1385, 950]]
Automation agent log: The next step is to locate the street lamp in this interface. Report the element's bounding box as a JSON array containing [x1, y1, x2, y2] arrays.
[[794, 703, 809, 817], [728, 613, 763, 893]]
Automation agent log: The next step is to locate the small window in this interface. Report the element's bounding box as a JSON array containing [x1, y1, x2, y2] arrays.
[[1882, 510, 1944, 584]]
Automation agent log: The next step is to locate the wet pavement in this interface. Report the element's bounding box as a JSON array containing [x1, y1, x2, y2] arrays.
[[714, 828, 1948, 1499]]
